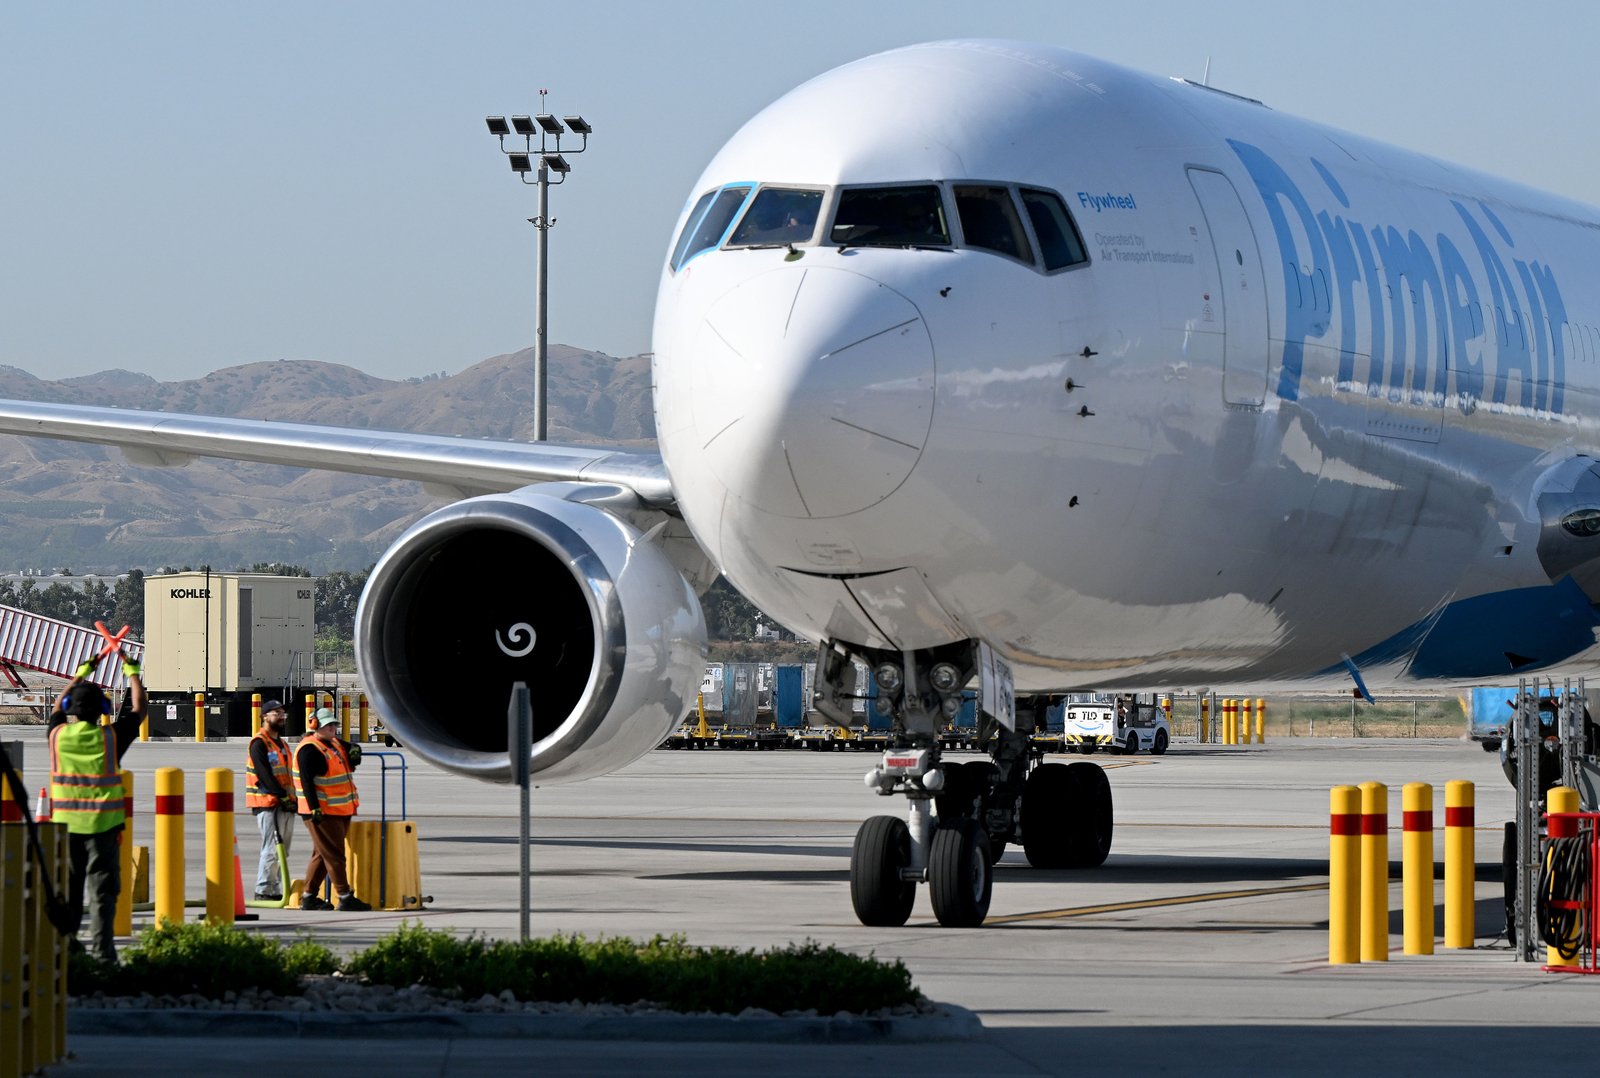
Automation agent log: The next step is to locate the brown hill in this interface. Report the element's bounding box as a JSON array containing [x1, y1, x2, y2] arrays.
[[0, 346, 657, 573]]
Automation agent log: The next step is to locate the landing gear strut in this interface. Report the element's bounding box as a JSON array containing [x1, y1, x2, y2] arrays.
[[822, 641, 1115, 927]]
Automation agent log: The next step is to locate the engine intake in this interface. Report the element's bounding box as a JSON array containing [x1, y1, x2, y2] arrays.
[[356, 483, 706, 784]]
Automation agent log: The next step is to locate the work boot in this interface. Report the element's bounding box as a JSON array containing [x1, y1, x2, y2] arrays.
[[300, 895, 332, 911], [337, 894, 371, 912]]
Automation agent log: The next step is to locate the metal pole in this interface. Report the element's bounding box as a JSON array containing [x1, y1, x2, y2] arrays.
[[508, 682, 533, 940], [534, 164, 550, 442]]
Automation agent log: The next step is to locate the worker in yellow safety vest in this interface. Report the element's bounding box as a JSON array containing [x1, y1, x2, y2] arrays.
[[245, 699, 296, 901], [48, 651, 146, 962], [293, 707, 369, 911]]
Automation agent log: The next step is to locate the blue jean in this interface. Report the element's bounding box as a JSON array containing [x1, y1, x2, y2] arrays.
[[252, 806, 296, 896]]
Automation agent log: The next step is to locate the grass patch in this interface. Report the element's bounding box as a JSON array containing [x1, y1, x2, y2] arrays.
[[344, 924, 918, 1013]]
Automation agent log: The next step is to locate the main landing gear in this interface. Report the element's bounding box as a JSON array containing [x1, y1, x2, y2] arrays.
[[818, 642, 1115, 927]]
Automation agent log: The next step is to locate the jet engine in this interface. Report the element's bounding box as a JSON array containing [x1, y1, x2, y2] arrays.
[[355, 482, 707, 784]]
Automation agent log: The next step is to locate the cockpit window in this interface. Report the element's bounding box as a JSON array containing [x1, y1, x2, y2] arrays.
[[670, 185, 754, 271], [955, 185, 1034, 264], [727, 188, 823, 247], [829, 185, 950, 247], [1020, 188, 1089, 271]]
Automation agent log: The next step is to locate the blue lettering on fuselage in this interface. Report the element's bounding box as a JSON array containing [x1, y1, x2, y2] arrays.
[[1077, 191, 1137, 213], [1225, 140, 1568, 412]]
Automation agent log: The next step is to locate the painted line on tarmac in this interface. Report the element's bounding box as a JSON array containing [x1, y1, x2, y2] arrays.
[[982, 881, 1329, 925]]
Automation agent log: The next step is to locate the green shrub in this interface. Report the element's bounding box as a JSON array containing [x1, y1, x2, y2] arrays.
[[71, 920, 316, 997], [345, 925, 919, 1013], [281, 934, 339, 978]]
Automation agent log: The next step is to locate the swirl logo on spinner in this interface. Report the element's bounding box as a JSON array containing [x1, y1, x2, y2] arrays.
[[495, 622, 537, 658]]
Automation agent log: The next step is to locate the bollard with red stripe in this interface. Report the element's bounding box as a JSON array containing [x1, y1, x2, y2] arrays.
[[1329, 785, 1361, 963], [154, 767, 185, 925], [1402, 782, 1434, 955], [204, 768, 235, 924], [0, 773, 20, 822], [1444, 780, 1475, 948], [1360, 781, 1389, 962], [115, 769, 134, 937]]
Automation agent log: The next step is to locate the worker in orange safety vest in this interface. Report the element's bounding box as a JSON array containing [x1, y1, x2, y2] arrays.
[[293, 707, 369, 911]]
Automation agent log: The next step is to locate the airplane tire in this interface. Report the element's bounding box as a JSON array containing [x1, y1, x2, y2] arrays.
[[1503, 821, 1517, 944], [1152, 729, 1168, 755], [934, 762, 973, 822], [851, 815, 916, 926], [929, 819, 992, 927], [1064, 762, 1114, 868], [1021, 762, 1073, 868]]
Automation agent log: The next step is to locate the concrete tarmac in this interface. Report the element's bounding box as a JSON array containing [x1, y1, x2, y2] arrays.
[[10, 729, 1596, 1076]]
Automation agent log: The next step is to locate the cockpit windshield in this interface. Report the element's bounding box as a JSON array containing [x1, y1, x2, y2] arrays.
[[670, 185, 754, 271], [829, 185, 950, 247], [726, 188, 823, 247], [667, 179, 1089, 274]]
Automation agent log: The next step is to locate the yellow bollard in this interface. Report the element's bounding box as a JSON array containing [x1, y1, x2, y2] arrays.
[[1199, 697, 1210, 743], [359, 694, 370, 742], [204, 768, 234, 924], [1444, 780, 1475, 949], [1546, 785, 1582, 967], [1255, 698, 1267, 743], [0, 769, 18, 823], [1161, 695, 1172, 727], [340, 693, 352, 741], [1360, 781, 1389, 961], [1402, 782, 1434, 955], [251, 692, 262, 737], [1329, 785, 1361, 963], [1225, 698, 1238, 745], [139, 713, 149, 741], [304, 693, 316, 734], [154, 768, 185, 925], [115, 769, 133, 937], [1239, 699, 1253, 745], [193, 691, 205, 743]]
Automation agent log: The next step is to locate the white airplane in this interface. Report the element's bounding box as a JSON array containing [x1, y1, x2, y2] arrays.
[[4, 39, 1600, 926]]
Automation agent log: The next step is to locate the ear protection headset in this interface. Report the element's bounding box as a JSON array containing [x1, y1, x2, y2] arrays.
[[58, 689, 113, 717]]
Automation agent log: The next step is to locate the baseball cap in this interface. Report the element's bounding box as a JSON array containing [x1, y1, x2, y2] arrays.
[[310, 707, 337, 727], [261, 699, 285, 713]]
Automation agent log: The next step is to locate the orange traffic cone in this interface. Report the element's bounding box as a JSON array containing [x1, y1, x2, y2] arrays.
[[36, 786, 50, 821]]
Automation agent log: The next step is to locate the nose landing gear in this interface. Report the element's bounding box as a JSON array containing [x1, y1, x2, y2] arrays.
[[822, 641, 1114, 927]]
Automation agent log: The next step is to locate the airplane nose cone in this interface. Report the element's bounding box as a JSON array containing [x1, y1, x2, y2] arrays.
[[691, 267, 934, 519]]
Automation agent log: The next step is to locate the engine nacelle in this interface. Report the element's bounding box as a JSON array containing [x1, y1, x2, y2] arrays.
[[356, 483, 707, 784]]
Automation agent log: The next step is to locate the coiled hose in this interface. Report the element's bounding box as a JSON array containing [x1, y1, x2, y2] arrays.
[[1537, 827, 1591, 963]]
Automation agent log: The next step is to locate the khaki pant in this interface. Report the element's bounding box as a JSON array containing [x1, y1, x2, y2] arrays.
[[301, 813, 352, 900]]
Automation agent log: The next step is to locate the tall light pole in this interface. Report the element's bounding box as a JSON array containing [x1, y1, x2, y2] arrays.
[[486, 98, 592, 442]]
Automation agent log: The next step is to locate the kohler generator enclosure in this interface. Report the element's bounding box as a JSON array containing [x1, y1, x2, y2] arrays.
[[142, 571, 317, 736]]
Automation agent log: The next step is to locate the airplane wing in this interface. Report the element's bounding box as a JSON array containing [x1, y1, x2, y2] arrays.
[[0, 399, 674, 507]]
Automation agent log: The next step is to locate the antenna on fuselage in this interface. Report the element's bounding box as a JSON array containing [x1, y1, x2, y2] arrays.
[[1202, 57, 1212, 86]]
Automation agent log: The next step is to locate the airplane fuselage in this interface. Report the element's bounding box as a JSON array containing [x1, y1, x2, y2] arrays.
[[652, 40, 1600, 694]]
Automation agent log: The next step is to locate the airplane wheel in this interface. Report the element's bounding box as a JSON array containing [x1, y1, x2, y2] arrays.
[[1064, 762, 1114, 867], [1021, 762, 1073, 868], [1503, 821, 1517, 944], [929, 819, 992, 927], [1123, 733, 1139, 756], [1152, 729, 1168, 755], [934, 761, 972, 822], [851, 815, 916, 926]]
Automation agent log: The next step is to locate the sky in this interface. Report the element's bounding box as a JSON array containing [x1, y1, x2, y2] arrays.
[[4, 1, 1598, 382]]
